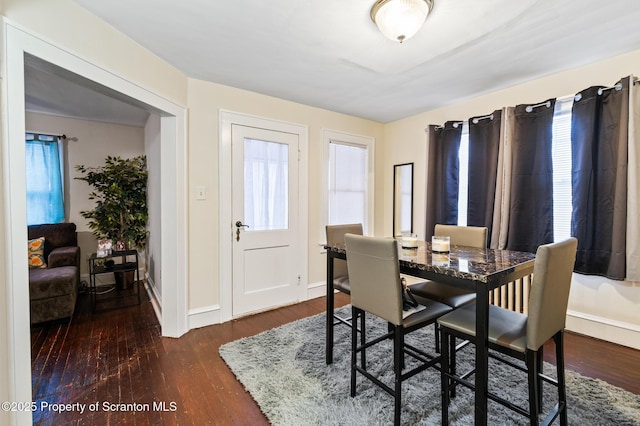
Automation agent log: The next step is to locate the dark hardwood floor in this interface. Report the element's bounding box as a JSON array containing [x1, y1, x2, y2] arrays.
[[31, 290, 639, 425]]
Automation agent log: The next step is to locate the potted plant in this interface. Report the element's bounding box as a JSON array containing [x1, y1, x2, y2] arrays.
[[76, 155, 148, 289]]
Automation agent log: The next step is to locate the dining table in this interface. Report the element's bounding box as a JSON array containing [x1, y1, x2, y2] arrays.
[[325, 238, 536, 426]]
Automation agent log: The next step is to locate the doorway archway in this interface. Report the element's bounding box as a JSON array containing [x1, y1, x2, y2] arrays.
[[3, 22, 188, 423]]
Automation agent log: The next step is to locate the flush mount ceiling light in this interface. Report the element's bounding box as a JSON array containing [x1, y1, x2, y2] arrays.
[[370, 0, 434, 43]]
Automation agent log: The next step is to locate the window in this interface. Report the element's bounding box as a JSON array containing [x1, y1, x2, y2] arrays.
[[457, 122, 469, 226], [551, 97, 573, 242], [25, 133, 64, 225], [456, 97, 573, 241], [323, 129, 374, 236]]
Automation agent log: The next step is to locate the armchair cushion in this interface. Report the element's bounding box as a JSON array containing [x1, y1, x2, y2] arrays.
[[29, 267, 78, 299], [48, 246, 80, 268]]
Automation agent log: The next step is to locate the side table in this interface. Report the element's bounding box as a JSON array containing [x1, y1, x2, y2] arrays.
[[88, 250, 141, 311]]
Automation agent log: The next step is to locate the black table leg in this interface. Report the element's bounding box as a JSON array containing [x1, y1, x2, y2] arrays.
[[475, 289, 489, 425], [326, 253, 335, 364]]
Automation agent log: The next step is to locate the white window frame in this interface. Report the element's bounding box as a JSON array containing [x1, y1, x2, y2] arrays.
[[321, 129, 375, 245]]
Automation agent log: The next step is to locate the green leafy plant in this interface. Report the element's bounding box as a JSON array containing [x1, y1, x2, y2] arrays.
[[75, 155, 148, 251]]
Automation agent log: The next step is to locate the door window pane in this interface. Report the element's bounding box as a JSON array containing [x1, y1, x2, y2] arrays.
[[244, 138, 289, 231]]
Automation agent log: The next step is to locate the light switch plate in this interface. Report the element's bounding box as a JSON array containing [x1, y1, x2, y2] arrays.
[[195, 186, 206, 200]]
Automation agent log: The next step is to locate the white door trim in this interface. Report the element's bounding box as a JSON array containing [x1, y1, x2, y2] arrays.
[[2, 20, 189, 423], [219, 110, 308, 322]]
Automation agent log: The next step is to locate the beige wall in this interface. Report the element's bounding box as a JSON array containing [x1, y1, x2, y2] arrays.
[[25, 112, 146, 275], [187, 79, 384, 310], [383, 49, 640, 348]]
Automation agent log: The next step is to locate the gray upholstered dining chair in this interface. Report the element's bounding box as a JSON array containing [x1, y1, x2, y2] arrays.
[[344, 233, 452, 426], [326, 224, 363, 329], [410, 224, 487, 352], [438, 237, 577, 426]]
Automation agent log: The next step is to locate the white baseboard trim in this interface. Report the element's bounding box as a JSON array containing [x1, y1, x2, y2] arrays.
[[188, 305, 221, 329], [145, 274, 162, 325], [566, 310, 640, 350], [186, 282, 325, 329], [306, 281, 328, 300], [183, 282, 328, 330]]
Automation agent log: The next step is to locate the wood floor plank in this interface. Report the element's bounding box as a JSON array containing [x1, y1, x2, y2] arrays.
[[31, 290, 638, 425]]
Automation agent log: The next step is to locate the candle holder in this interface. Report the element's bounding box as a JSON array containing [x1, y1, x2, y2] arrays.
[[401, 233, 418, 249], [431, 235, 450, 254]]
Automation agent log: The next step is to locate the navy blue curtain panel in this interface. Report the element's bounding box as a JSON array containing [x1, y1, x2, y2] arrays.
[[506, 99, 556, 253], [571, 78, 629, 280], [467, 110, 501, 245], [426, 122, 462, 240]]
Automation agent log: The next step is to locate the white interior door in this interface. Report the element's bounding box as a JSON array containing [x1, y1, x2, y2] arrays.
[[232, 124, 300, 316]]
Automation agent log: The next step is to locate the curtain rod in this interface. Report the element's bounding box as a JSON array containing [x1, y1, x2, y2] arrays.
[[26, 131, 67, 139], [574, 82, 624, 102], [597, 82, 623, 96], [472, 113, 494, 124], [429, 121, 463, 131], [525, 101, 551, 113]]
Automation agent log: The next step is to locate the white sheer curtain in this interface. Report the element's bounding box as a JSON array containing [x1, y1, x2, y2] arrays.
[[328, 142, 367, 226], [244, 138, 288, 231]]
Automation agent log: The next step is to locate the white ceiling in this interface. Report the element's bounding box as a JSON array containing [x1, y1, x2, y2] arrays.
[[25, 54, 152, 127], [26, 0, 640, 125]]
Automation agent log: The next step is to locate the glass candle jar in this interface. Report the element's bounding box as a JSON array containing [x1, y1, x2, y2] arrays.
[[401, 233, 419, 249]]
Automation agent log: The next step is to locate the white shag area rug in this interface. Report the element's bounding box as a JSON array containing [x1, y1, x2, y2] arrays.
[[220, 306, 640, 425]]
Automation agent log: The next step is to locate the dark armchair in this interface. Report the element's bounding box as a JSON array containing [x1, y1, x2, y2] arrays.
[[28, 223, 80, 324]]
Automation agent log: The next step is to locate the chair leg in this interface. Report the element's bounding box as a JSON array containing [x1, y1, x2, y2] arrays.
[[361, 311, 366, 370], [537, 345, 544, 413], [393, 326, 403, 426], [526, 350, 540, 425], [440, 327, 450, 426], [435, 323, 441, 353], [554, 331, 568, 426], [449, 334, 457, 399], [350, 306, 358, 397]]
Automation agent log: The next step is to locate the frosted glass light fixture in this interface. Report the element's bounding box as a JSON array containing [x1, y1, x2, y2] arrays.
[[370, 0, 434, 43]]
